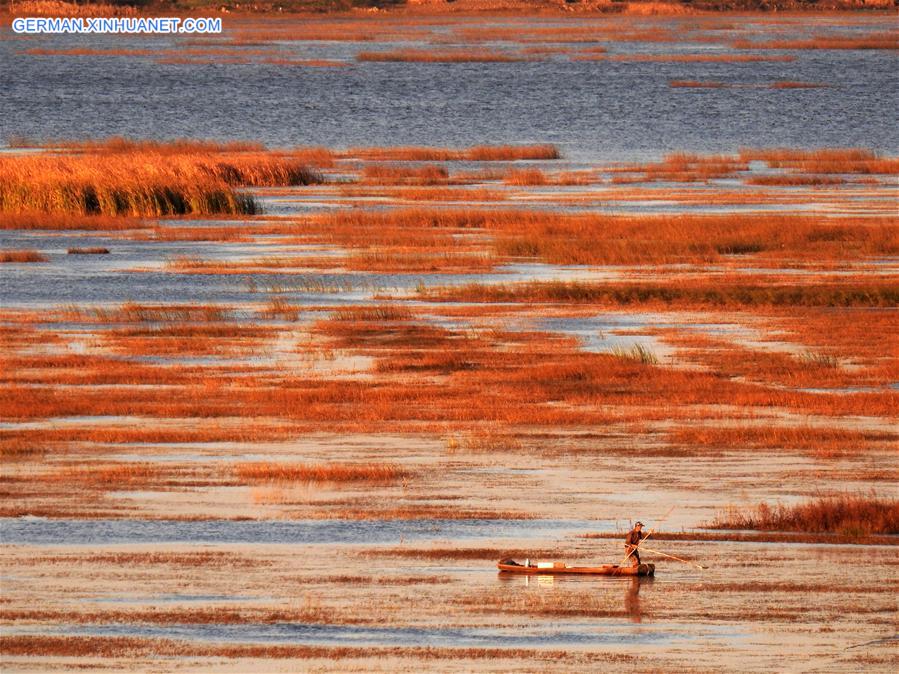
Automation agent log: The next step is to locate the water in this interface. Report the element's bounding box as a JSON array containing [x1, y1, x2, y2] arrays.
[[0, 517, 601, 545], [1, 22, 897, 159], [11, 620, 745, 649]]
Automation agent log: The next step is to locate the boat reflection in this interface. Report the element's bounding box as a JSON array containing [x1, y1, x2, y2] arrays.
[[497, 572, 653, 622]]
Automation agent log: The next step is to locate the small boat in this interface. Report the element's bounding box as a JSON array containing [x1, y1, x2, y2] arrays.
[[497, 559, 654, 576]]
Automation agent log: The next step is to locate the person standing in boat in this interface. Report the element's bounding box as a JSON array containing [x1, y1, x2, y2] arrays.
[[624, 521, 647, 567]]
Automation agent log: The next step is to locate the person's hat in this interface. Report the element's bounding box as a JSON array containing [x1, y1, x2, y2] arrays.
[[635, 521, 643, 526]]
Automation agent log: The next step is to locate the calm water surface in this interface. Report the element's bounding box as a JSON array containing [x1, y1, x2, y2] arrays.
[[1, 19, 897, 160]]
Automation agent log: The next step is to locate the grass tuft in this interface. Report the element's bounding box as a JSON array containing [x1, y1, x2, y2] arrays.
[[707, 493, 899, 536]]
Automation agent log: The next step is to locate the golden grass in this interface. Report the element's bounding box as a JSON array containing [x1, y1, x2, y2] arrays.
[[419, 280, 899, 308], [771, 80, 830, 89], [732, 33, 899, 51], [670, 80, 727, 88], [738, 147, 899, 175], [502, 168, 548, 185], [708, 494, 899, 536], [234, 462, 409, 483], [349, 144, 560, 161], [67, 247, 110, 254], [612, 53, 796, 62], [361, 163, 449, 185], [668, 426, 897, 456], [357, 49, 528, 63], [0, 212, 144, 231], [303, 206, 898, 266], [0, 249, 47, 262], [744, 174, 845, 186], [0, 140, 325, 217], [0, 636, 628, 663]]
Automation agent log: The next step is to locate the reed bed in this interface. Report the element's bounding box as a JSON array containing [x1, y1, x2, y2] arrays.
[[744, 175, 845, 186], [668, 426, 897, 454], [0, 140, 325, 217], [669, 80, 727, 88], [234, 462, 409, 484], [732, 33, 899, 51], [502, 168, 548, 185], [349, 145, 560, 161], [0, 213, 144, 231], [771, 81, 830, 89], [0, 249, 47, 262], [738, 148, 899, 175], [419, 280, 899, 308], [307, 207, 898, 265], [708, 493, 899, 536], [67, 247, 109, 255], [357, 49, 528, 63], [612, 53, 795, 62], [361, 164, 449, 185]]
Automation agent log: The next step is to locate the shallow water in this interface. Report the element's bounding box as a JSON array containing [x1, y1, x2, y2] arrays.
[[13, 619, 745, 649], [1, 19, 897, 158], [0, 517, 600, 545]]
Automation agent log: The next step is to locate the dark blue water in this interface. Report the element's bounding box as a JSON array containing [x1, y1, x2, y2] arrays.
[[0, 517, 600, 545], [1, 21, 897, 161], [19, 620, 744, 648]]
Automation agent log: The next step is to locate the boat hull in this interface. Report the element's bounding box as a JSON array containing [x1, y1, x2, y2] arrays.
[[497, 560, 655, 576]]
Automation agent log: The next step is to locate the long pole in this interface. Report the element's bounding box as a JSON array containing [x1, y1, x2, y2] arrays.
[[640, 544, 705, 570]]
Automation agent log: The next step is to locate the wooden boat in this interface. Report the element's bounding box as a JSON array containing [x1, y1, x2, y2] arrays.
[[497, 559, 655, 576]]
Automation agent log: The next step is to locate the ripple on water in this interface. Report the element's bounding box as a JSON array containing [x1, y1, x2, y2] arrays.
[[0, 518, 603, 546]]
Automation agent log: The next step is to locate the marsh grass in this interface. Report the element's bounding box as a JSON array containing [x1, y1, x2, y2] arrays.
[[611, 343, 659, 365], [67, 247, 110, 255], [0, 140, 325, 217], [0, 250, 47, 262], [708, 493, 899, 536], [350, 145, 559, 161], [420, 280, 899, 308], [234, 462, 409, 484], [357, 49, 528, 63]]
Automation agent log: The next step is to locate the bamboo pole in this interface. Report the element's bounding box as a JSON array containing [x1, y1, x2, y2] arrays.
[[640, 544, 705, 570]]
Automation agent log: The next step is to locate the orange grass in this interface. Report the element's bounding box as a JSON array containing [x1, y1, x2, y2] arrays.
[[0, 140, 325, 216], [771, 80, 830, 89], [641, 152, 747, 180], [305, 207, 898, 265], [612, 53, 796, 62], [234, 462, 409, 483], [738, 147, 899, 175], [502, 168, 548, 185], [349, 145, 560, 161], [419, 280, 899, 308], [0, 249, 47, 262], [668, 426, 898, 455], [670, 80, 727, 88], [361, 163, 449, 185], [732, 33, 899, 51], [708, 493, 899, 535], [67, 247, 109, 254], [744, 174, 846, 186], [0, 636, 623, 663], [48, 463, 164, 487], [0, 212, 145, 231], [357, 49, 528, 63]]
